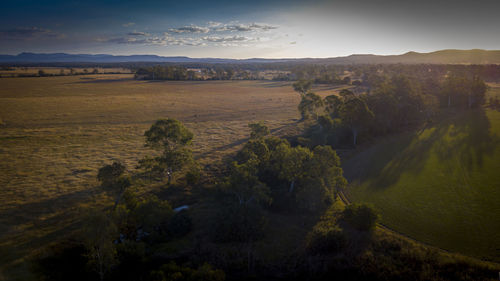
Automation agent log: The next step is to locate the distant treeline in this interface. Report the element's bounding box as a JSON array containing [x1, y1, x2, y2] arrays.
[[3, 62, 500, 82], [0, 67, 129, 78], [132, 63, 500, 83]]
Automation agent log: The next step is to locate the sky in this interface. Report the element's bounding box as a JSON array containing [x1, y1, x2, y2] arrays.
[[0, 0, 499, 58]]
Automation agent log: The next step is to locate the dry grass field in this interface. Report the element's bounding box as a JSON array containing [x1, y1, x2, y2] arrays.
[[0, 75, 342, 278]]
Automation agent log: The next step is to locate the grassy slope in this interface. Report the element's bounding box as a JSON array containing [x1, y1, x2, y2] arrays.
[[344, 85, 500, 261]]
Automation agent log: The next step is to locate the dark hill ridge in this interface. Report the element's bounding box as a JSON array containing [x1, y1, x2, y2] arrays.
[[1, 49, 500, 64]]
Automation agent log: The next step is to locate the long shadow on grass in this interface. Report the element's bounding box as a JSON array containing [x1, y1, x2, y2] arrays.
[[0, 189, 97, 235], [195, 122, 298, 159], [434, 108, 499, 170], [346, 108, 497, 190]]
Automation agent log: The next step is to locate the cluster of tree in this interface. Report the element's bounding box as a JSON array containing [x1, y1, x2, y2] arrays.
[[294, 72, 488, 148], [134, 65, 289, 81], [135, 66, 195, 80], [212, 122, 347, 244], [32, 117, 500, 281]]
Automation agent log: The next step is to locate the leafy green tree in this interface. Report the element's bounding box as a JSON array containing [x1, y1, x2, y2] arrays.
[[339, 97, 374, 146], [298, 92, 324, 120], [97, 162, 126, 186], [223, 156, 271, 206], [324, 94, 342, 118], [144, 118, 193, 149], [292, 79, 313, 96], [143, 118, 194, 184], [295, 146, 346, 211], [248, 121, 270, 139], [270, 143, 312, 193], [236, 138, 270, 164]]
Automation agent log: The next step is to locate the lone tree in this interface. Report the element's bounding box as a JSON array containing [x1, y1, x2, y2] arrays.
[[143, 118, 194, 184]]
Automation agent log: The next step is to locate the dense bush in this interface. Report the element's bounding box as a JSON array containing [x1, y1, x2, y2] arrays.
[[342, 203, 379, 232], [213, 203, 267, 243], [306, 225, 346, 255]]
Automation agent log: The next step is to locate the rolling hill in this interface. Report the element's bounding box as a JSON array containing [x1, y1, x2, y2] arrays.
[[1, 49, 500, 64]]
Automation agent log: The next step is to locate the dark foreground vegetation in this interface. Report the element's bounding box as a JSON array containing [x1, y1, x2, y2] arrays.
[[32, 118, 499, 281], [28, 62, 500, 281]]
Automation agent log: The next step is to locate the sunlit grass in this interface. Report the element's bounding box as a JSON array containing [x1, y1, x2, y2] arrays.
[[344, 84, 500, 261]]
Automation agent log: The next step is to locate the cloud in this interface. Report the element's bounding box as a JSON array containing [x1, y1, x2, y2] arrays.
[[167, 22, 278, 34], [122, 22, 135, 27], [97, 35, 205, 46], [207, 21, 223, 28], [215, 23, 278, 32], [0, 27, 63, 40], [202, 35, 252, 42], [168, 25, 210, 34], [127, 31, 150, 36]]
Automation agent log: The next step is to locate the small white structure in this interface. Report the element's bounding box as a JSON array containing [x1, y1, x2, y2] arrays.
[[174, 205, 189, 213]]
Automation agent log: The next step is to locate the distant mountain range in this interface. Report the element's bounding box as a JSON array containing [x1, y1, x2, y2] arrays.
[[1, 49, 500, 64]]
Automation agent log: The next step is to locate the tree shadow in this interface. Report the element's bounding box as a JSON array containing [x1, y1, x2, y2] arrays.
[[434, 109, 499, 170], [345, 108, 497, 190], [68, 78, 133, 84]]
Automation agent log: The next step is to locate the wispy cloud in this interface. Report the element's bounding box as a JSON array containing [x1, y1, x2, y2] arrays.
[[202, 35, 252, 42], [99, 21, 277, 48], [97, 35, 205, 46], [215, 23, 278, 32], [127, 31, 150, 36], [168, 25, 210, 34], [122, 22, 135, 27], [167, 22, 278, 34], [0, 27, 63, 40]]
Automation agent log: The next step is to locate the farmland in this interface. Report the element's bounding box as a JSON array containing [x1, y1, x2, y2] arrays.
[[1, 74, 500, 280], [343, 83, 500, 261], [0, 75, 343, 277]]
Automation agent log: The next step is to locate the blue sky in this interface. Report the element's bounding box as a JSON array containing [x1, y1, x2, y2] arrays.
[[1, 0, 499, 58]]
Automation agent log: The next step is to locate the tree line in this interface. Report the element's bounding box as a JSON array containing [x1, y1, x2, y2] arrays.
[[293, 71, 488, 148]]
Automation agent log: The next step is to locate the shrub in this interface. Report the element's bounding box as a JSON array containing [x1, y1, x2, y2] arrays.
[[342, 203, 379, 232], [306, 225, 346, 255]]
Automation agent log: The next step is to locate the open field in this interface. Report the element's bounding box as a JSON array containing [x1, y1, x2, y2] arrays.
[[343, 84, 500, 261], [0, 75, 344, 278]]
